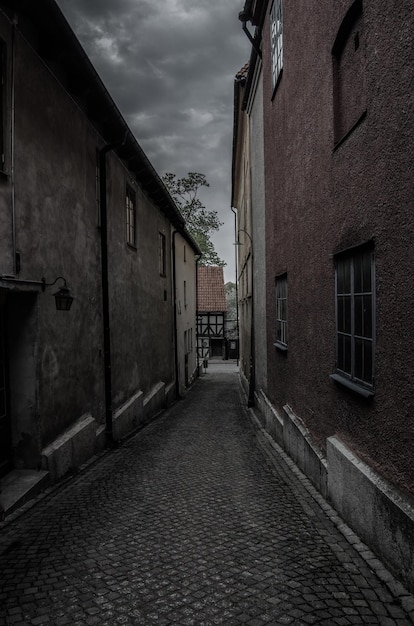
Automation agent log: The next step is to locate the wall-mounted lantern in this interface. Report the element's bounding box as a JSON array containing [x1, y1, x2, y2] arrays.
[[0, 275, 74, 311], [41, 277, 74, 311]]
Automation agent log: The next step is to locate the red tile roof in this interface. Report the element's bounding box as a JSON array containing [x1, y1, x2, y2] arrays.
[[197, 266, 227, 313], [235, 62, 249, 81]]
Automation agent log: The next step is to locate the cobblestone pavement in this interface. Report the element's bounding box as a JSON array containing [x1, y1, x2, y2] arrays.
[[1, 362, 413, 625]]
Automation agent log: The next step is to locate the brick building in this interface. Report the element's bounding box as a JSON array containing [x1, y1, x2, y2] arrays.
[[235, 0, 414, 590]]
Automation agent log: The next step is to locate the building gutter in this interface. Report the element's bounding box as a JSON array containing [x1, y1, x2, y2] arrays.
[[10, 16, 17, 274], [231, 207, 240, 366], [172, 230, 180, 398], [99, 144, 116, 446], [195, 254, 202, 374]]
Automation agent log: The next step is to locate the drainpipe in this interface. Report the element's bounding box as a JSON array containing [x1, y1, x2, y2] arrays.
[[238, 8, 262, 59], [195, 253, 202, 375], [231, 207, 240, 366], [172, 230, 180, 398], [99, 132, 128, 446], [99, 144, 116, 446], [10, 17, 17, 275]]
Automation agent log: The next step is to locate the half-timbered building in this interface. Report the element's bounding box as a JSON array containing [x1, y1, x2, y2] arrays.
[[197, 267, 227, 361]]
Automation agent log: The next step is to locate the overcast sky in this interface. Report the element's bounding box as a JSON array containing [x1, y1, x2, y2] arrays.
[[56, 0, 251, 283]]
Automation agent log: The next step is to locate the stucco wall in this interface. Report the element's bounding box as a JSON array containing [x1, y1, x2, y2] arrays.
[[0, 14, 182, 477], [174, 231, 198, 394], [106, 158, 175, 409], [12, 31, 104, 448], [261, 0, 414, 495], [248, 68, 267, 394]]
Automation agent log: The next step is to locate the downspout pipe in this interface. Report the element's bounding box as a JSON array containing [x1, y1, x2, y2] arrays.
[[10, 16, 17, 275], [99, 144, 116, 447], [231, 207, 240, 366], [238, 7, 262, 60], [195, 253, 202, 375], [99, 132, 128, 447], [172, 230, 180, 398]]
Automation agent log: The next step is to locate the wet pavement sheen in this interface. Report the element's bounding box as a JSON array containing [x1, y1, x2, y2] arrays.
[[0, 362, 413, 625]]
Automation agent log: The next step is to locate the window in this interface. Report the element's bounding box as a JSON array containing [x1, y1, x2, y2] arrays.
[[126, 186, 136, 247], [334, 245, 375, 393], [159, 232, 166, 276], [184, 280, 187, 308], [275, 274, 287, 348], [270, 0, 283, 91], [332, 0, 366, 145]]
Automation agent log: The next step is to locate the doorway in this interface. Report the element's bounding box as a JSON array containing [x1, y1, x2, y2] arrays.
[[210, 338, 224, 358]]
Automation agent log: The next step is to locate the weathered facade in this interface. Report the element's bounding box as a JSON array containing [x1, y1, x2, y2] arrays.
[[232, 54, 267, 405], [0, 0, 199, 493], [173, 230, 199, 394], [236, 0, 414, 591]]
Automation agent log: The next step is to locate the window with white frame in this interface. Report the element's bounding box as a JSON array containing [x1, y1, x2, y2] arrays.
[[270, 0, 283, 91], [275, 274, 287, 347], [159, 232, 166, 276], [126, 185, 136, 247], [334, 245, 375, 391]]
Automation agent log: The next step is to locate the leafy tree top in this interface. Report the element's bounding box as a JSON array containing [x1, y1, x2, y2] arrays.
[[163, 172, 226, 267]]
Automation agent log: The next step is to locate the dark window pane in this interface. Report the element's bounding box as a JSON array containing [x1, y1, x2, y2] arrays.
[[363, 340, 373, 384], [355, 338, 363, 380], [355, 295, 363, 336], [337, 334, 344, 370], [282, 321, 287, 343], [337, 260, 351, 294], [337, 297, 344, 332], [363, 294, 372, 338], [338, 296, 351, 333], [344, 335, 352, 374], [338, 334, 351, 375], [344, 296, 351, 334], [354, 254, 363, 293], [363, 251, 372, 292]]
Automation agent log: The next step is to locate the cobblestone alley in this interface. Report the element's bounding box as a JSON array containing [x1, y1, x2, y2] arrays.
[[0, 362, 413, 625]]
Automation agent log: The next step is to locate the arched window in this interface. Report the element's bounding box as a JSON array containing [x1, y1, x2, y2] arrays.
[[332, 0, 366, 145]]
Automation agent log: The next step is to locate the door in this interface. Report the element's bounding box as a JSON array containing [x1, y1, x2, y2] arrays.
[[211, 338, 223, 358], [0, 302, 11, 477]]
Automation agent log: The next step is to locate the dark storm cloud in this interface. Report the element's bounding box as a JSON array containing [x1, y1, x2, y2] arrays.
[[56, 0, 250, 278]]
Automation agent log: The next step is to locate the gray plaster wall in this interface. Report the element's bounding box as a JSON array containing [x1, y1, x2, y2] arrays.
[[248, 68, 267, 395], [106, 158, 175, 410], [12, 31, 105, 448], [0, 16, 182, 480], [0, 19, 14, 273], [328, 436, 414, 593]]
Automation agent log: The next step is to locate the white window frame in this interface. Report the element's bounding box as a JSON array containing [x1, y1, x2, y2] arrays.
[[275, 274, 287, 349], [270, 0, 283, 91], [159, 232, 166, 276], [126, 185, 136, 247]]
